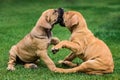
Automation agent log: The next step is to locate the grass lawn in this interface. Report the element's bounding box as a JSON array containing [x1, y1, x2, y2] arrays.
[[0, 0, 120, 80]]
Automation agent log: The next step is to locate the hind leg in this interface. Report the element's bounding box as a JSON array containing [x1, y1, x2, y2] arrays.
[[55, 60, 107, 74], [58, 52, 77, 67], [63, 52, 76, 61], [86, 71, 103, 75], [7, 46, 17, 71], [59, 60, 78, 67]]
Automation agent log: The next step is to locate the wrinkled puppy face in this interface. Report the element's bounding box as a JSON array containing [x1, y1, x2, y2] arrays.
[[42, 8, 64, 27], [59, 11, 79, 30], [42, 9, 58, 26]]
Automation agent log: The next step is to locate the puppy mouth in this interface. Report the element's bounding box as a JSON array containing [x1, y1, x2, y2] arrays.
[[56, 8, 65, 27]]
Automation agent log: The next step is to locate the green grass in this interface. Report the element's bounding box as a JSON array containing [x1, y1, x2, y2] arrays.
[[0, 0, 120, 80]]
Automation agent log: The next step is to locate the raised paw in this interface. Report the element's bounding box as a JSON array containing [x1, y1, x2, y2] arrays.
[[51, 48, 59, 54], [51, 45, 61, 54]]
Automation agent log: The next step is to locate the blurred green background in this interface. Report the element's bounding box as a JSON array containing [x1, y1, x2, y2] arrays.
[[0, 0, 120, 80]]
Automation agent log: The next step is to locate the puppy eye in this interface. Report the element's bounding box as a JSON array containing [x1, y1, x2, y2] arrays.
[[53, 10, 57, 15], [54, 10, 57, 13], [54, 19, 57, 22]]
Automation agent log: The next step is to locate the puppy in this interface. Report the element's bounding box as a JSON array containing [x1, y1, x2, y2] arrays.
[[7, 8, 64, 71], [52, 11, 114, 74]]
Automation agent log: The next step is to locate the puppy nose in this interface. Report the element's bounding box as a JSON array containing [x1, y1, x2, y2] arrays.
[[58, 8, 63, 10], [57, 8, 65, 27], [58, 8, 64, 14]]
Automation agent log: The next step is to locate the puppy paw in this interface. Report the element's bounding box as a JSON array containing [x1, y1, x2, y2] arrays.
[[7, 66, 15, 71], [51, 46, 60, 54], [54, 68, 64, 73], [24, 63, 38, 69], [54, 68, 70, 73], [51, 48, 59, 54], [51, 37, 60, 45], [58, 60, 64, 64]]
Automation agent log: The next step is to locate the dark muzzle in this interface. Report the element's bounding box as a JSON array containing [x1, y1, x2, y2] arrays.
[[57, 8, 65, 27]]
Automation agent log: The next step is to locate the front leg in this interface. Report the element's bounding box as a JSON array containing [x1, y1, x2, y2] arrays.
[[7, 46, 17, 71], [52, 40, 80, 54], [37, 50, 56, 71]]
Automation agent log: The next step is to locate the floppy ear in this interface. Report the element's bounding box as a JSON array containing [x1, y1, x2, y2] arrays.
[[39, 16, 51, 29], [69, 15, 78, 27]]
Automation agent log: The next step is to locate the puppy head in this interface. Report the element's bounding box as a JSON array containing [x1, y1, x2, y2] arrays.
[[59, 11, 79, 31], [40, 8, 64, 29]]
